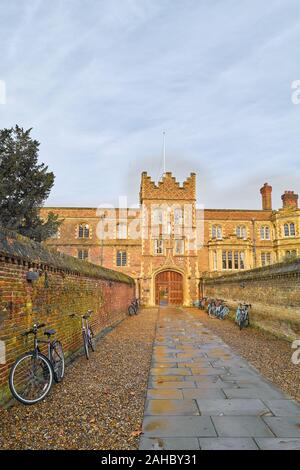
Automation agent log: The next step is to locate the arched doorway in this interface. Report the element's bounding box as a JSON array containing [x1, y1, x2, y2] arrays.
[[155, 271, 183, 306]]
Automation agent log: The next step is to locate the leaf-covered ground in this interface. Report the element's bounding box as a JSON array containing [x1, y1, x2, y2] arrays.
[[0, 308, 158, 450]]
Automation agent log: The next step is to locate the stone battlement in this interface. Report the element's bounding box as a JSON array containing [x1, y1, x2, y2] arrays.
[[140, 171, 196, 203]]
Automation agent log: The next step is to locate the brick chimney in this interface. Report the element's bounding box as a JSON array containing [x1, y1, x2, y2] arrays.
[[260, 183, 272, 210], [281, 190, 299, 209]]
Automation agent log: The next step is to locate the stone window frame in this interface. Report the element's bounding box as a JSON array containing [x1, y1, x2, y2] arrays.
[[212, 250, 218, 271], [283, 222, 296, 238], [236, 225, 247, 239], [261, 251, 272, 266], [50, 227, 61, 239], [117, 222, 127, 240], [174, 238, 184, 256], [78, 248, 89, 260], [285, 249, 297, 258], [260, 225, 271, 240], [211, 224, 223, 240], [116, 250, 127, 266], [153, 238, 164, 255], [78, 223, 91, 239], [222, 250, 245, 270]]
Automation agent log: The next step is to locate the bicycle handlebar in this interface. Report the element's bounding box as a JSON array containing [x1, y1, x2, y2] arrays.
[[69, 311, 93, 319], [21, 323, 46, 337]]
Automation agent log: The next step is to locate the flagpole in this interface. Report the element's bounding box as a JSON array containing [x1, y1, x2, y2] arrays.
[[163, 131, 166, 175]]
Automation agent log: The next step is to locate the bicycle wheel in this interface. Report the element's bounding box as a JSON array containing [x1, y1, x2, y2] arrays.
[[51, 340, 65, 382], [239, 316, 245, 330], [88, 327, 95, 352], [9, 352, 53, 405], [128, 305, 135, 316], [83, 331, 89, 359]]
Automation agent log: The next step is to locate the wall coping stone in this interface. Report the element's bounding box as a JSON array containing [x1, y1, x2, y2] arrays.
[[0, 228, 134, 285], [202, 258, 300, 284]]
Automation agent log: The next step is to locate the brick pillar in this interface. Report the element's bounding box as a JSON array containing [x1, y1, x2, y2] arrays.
[[281, 191, 299, 209], [260, 183, 272, 210]]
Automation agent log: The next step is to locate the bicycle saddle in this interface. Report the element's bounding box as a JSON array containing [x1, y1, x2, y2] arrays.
[[44, 329, 56, 336]]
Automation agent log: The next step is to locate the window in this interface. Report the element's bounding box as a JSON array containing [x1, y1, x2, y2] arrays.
[[174, 208, 183, 225], [284, 223, 296, 237], [154, 239, 164, 255], [212, 225, 222, 239], [260, 226, 271, 240], [222, 251, 245, 270], [222, 251, 227, 270], [116, 251, 127, 266], [153, 208, 163, 225], [174, 239, 184, 255], [117, 222, 127, 239], [78, 224, 90, 239], [236, 226, 246, 239], [285, 250, 297, 258], [50, 228, 61, 239], [228, 251, 233, 269], [239, 252, 245, 270], [78, 249, 89, 260], [261, 252, 271, 266], [213, 251, 218, 271], [234, 251, 239, 270]]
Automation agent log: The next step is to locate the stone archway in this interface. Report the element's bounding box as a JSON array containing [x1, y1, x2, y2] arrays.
[[155, 270, 183, 306]]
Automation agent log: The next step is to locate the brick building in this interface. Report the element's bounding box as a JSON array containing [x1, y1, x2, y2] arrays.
[[41, 172, 300, 307]]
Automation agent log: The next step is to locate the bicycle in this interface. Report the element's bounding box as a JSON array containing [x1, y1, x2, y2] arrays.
[[70, 310, 95, 360], [128, 298, 139, 316], [207, 299, 229, 319], [9, 322, 65, 405], [236, 303, 251, 330]]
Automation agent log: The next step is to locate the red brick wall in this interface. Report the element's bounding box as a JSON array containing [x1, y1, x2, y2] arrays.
[[0, 231, 134, 405]]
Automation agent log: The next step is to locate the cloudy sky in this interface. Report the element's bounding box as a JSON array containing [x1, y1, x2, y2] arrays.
[[0, 0, 300, 209]]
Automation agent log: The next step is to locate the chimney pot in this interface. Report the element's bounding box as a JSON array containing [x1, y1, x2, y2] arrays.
[[281, 190, 298, 209]]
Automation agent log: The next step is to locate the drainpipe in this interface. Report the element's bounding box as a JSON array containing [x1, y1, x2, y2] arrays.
[[251, 218, 257, 269]]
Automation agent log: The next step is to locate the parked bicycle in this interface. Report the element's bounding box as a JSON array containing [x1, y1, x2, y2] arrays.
[[128, 298, 139, 316], [207, 298, 230, 320], [9, 323, 65, 405], [69, 310, 95, 360], [235, 303, 251, 330]]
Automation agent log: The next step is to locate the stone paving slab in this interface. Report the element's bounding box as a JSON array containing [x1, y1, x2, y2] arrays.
[[263, 400, 300, 417], [145, 399, 199, 416], [183, 388, 227, 399], [140, 437, 200, 450], [147, 389, 184, 399], [139, 307, 300, 450], [223, 387, 287, 400], [142, 416, 217, 437], [150, 367, 192, 376], [211, 416, 274, 437], [262, 416, 300, 437], [150, 380, 197, 389], [196, 399, 270, 416], [199, 437, 258, 450], [255, 438, 300, 450]]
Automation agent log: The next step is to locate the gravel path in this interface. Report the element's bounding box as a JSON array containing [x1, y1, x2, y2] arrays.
[[0, 308, 158, 450], [190, 308, 300, 402]]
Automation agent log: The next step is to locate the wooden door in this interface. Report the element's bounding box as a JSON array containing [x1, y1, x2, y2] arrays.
[[155, 271, 183, 306]]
